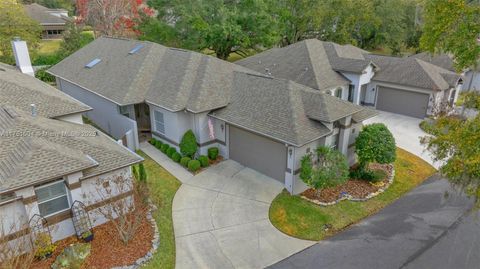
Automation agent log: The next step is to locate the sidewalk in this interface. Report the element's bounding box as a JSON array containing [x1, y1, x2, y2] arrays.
[[139, 142, 193, 183]]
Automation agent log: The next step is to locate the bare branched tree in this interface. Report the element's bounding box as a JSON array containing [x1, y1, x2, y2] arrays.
[[0, 220, 36, 269], [90, 171, 148, 245]]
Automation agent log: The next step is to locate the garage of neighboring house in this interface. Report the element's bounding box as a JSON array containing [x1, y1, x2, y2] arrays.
[[376, 86, 430, 118], [229, 125, 287, 183]]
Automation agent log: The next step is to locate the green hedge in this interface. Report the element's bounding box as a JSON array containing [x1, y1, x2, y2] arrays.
[[167, 147, 177, 158], [161, 144, 169, 153], [155, 140, 163, 149], [208, 147, 219, 160], [180, 130, 198, 157], [180, 157, 191, 167], [188, 159, 201, 172], [198, 155, 209, 167], [149, 138, 157, 145], [172, 152, 182, 163]]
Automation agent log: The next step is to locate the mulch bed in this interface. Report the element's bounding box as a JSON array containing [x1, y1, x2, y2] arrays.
[[192, 155, 224, 175], [31, 208, 153, 269], [301, 163, 393, 203]]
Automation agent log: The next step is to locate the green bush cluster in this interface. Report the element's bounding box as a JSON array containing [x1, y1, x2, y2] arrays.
[[167, 147, 177, 158], [188, 159, 201, 172], [161, 143, 169, 153], [172, 152, 182, 162], [149, 138, 156, 145], [198, 155, 209, 167], [180, 157, 191, 167], [208, 147, 219, 160]]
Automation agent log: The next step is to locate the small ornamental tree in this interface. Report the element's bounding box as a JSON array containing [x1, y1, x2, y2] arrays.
[[180, 130, 198, 158], [355, 123, 396, 171], [138, 163, 147, 182], [300, 146, 349, 192]]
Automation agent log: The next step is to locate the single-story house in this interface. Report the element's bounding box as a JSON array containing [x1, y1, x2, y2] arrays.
[[0, 44, 142, 247], [48, 37, 377, 194], [24, 3, 69, 39], [237, 39, 464, 119]]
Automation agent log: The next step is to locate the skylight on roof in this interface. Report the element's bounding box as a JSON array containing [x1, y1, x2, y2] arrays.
[[85, 58, 101, 68], [129, 44, 144, 55]]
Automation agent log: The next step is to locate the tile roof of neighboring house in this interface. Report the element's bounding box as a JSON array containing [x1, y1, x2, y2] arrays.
[[0, 106, 142, 194], [24, 3, 68, 25], [210, 73, 377, 146], [365, 54, 462, 91], [0, 63, 91, 118], [410, 52, 456, 72], [48, 37, 255, 113], [236, 39, 350, 90]]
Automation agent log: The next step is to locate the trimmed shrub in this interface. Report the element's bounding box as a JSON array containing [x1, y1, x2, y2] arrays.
[[180, 130, 198, 158], [139, 163, 147, 182], [155, 140, 163, 149], [172, 152, 182, 163], [180, 157, 191, 167], [198, 155, 209, 167], [355, 123, 396, 169], [132, 165, 139, 180], [149, 138, 157, 145], [161, 143, 169, 153], [188, 159, 201, 172], [208, 147, 219, 160], [167, 147, 177, 158]]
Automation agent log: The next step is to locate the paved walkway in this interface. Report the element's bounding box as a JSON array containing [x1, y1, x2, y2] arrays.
[[364, 111, 440, 168], [270, 175, 476, 269], [140, 142, 314, 268]]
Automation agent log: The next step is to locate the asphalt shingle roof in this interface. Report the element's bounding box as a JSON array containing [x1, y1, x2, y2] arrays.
[[210, 73, 374, 146], [48, 37, 254, 112], [410, 52, 455, 72], [0, 63, 91, 118], [24, 3, 67, 25], [236, 40, 351, 90], [0, 106, 142, 193]]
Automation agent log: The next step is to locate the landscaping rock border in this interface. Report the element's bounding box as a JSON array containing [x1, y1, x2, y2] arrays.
[[111, 199, 159, 269], [301, 165, 395, 206]]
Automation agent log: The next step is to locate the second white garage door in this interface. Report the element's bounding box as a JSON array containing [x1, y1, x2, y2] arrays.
[[376, 86, 430, 118], [229, 126, 287, 183]]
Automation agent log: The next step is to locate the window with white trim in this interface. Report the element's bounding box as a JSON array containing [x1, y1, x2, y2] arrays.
[[35, 181, 70, 217], [119, 105, 130, 118], [154, 110, 165, 134]]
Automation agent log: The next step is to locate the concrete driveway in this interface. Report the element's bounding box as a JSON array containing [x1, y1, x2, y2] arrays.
[[173, 160, 314, 269], [364, 111, 439, 168]]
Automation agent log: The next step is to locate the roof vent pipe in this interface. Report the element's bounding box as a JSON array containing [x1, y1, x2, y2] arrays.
[[31, 104, 37, 117]]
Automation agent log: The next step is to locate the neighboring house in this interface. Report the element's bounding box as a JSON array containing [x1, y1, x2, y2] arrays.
[[0, 43, 142, 245], [48, 37, 377, 194], [24, 3, 69, 39], [237, 39, 463, 119], [411, 52, 480, 93]]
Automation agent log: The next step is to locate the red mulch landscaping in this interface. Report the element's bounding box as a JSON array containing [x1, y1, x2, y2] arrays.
[[31, 209, 153, 269], [192, 156, 224, 175], [301, 163, 393, 203]]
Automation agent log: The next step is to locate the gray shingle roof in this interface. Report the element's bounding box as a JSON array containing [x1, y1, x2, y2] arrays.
[[48, 37, 254, 112], [322, 42, 374, 73], [0, 63, 91, 118], [0, 106, 142, 193], [410, 52, 455, 72], [24, 3, 67, 25], [236, 39, 350, 90], [365, 54, 461, 90], [210, 73, 375, 146]]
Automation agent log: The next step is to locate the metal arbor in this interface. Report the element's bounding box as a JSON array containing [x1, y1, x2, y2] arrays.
[[70, 200, 93, 239]]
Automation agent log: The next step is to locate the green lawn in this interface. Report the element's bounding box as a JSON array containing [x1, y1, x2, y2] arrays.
[[269, 148, 437, 241], [138, 151, 181, 269], [38, 40, 63, 55]]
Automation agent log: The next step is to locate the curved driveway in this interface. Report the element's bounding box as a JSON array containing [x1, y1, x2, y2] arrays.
[[173, 160, 314, 269]]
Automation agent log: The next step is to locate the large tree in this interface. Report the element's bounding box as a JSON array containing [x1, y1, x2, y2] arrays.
[[0, 0, 41, 64], [151, 0, 279, 60], [420, 0, 480, 71]]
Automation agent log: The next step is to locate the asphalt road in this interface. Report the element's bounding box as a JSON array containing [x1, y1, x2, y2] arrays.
[[269, 175, 480, 269]]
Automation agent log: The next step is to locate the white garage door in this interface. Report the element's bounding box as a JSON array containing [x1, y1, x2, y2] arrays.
[[376, 86, 429, 118], [229, 126, 286, 183]]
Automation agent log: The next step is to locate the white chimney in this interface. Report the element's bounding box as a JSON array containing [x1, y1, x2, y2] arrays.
[[11, 37, 34, 77], [31, 104, 37, 117]]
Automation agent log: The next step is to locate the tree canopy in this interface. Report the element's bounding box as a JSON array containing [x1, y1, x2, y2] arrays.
[[0, 0, 41, 64], [420, 0, 480, 71]]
